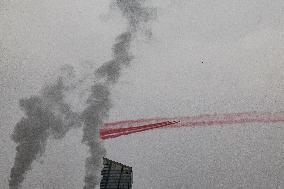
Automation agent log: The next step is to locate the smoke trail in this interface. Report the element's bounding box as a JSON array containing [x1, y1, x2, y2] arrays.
[[9, 76, 80, 189], [81, 0, 156, 188], [100, 112, 284, 140], [101, 121, 180, 140], [9, 1, 156, 188]]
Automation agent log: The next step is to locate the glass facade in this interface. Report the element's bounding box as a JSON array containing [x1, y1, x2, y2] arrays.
[[100, 158, 133, 189]]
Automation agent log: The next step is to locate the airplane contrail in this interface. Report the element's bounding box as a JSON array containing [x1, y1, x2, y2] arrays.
[[100, 112, 284, 139]]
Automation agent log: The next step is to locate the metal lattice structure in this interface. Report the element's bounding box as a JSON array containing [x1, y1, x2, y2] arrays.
[[100, 158, 133, 189]]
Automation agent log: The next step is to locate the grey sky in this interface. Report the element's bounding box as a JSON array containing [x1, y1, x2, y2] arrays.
[[0, 0, 283, 188]]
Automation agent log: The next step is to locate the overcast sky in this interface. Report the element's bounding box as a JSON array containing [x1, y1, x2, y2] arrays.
[[0, 0, 283, 188]]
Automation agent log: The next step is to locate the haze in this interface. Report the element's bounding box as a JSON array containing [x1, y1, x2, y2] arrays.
[[0, 0, 283, 188]]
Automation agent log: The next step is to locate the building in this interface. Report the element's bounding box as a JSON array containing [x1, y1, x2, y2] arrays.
[[100, 158, 133, 189]]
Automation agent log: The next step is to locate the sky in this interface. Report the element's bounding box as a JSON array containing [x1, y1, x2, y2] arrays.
[[0, 0, 284, 188]]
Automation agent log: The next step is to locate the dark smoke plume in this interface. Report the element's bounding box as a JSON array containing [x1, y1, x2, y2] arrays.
[[9, 0, 156, 189], [9, 77, 80, 189], [82, 1, 156, 188]]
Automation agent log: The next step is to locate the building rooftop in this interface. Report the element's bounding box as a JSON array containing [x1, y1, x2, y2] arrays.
[[100, 158, 133, 189]]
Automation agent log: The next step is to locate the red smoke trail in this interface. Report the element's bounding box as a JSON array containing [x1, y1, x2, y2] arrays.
[[101, 121, 179, 139], [103, 117, 168, 128], [100, 112, 284, 140]]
